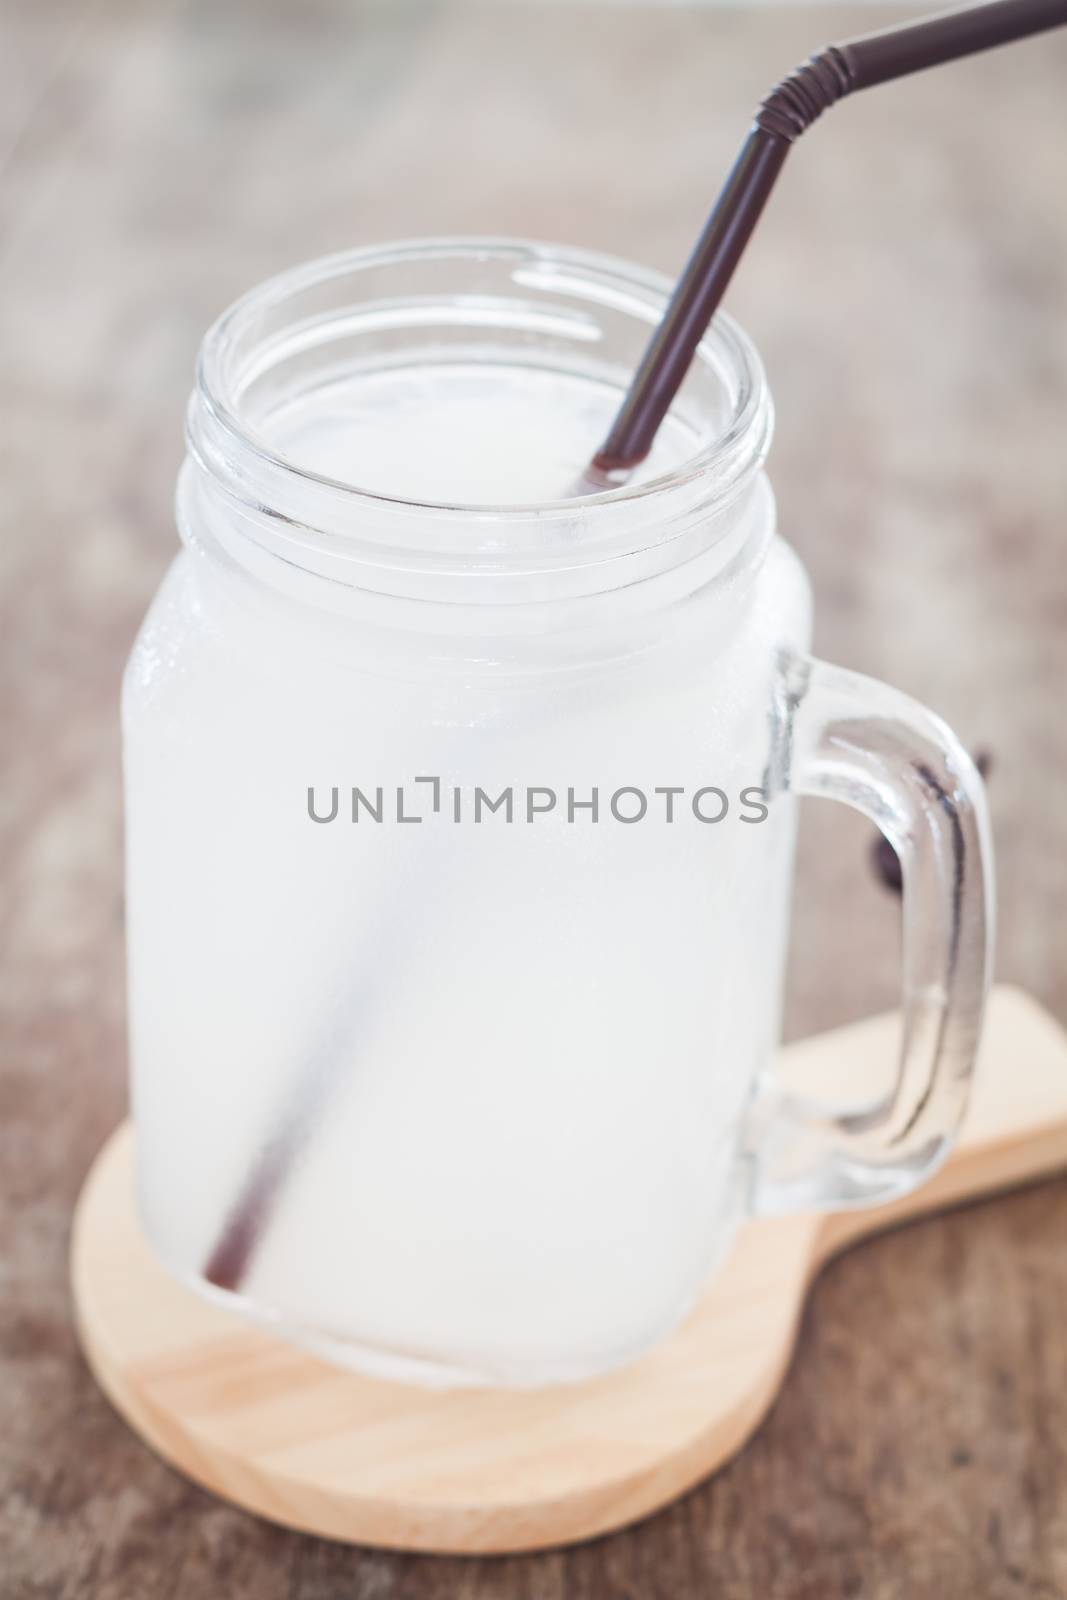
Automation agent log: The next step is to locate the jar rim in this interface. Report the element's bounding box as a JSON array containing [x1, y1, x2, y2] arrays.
[[193, 236, 772, 525]]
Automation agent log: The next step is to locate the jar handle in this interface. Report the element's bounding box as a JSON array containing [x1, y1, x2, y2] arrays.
[[749, 651, 994, 1214]]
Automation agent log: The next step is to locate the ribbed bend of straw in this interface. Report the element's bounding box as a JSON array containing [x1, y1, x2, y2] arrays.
[[755, 46, 857, 144]]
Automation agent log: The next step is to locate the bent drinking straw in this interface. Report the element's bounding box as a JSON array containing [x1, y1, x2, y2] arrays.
[[202, 0, 1066, 1295], [592, 0, 1067, 476]]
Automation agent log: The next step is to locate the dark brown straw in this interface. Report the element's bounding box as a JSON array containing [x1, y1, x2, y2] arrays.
[[203, 889, 403, 1291], [593, 0, 1067, 475]]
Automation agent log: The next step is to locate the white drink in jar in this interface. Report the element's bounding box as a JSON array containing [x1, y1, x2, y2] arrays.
[[124, 243, 812, 1386]]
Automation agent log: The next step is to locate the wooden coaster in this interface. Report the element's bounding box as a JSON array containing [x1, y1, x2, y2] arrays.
[[71, 986, 1067, 1555]]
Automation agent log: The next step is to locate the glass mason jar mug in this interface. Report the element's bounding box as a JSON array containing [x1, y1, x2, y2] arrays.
[[124, 240, 993, 1388]]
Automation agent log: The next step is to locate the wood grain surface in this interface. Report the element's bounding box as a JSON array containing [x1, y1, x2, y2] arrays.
[[2, 2, 1066, 1595]]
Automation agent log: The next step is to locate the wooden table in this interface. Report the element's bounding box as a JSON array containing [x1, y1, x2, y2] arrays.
[[2, 2, 1066, 1594]]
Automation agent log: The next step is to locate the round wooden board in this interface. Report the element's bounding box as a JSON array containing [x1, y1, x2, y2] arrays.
[[70, 990, 1067, 1554], [71, 1123, 817, 1553]]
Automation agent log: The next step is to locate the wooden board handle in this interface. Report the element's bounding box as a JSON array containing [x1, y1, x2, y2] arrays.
[[805, 986, 1067, 1259]]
